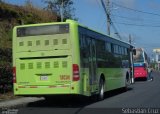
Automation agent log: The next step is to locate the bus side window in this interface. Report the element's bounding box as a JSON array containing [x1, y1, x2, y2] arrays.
[[80, 34, 89, 67], [105, 42, 111, 53], [122, 60, 129, 68]]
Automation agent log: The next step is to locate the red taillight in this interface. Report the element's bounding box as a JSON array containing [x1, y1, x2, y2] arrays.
[[73, 64, 80, 81], [13, 67, 16, 83]]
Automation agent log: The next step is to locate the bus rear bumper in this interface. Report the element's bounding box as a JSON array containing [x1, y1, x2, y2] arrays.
[[14, 84, 80, 96], [134, 72, 147, 78]]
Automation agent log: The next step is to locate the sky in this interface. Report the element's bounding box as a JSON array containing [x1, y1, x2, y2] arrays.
[[5, 0, 160, 58]]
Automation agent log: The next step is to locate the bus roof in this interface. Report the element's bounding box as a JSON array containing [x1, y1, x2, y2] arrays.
[[14, 19, 134, 47], [66, 20, 134, 47]]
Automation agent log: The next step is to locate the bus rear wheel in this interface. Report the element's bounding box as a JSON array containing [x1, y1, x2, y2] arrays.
[[125, 73, 130, 91], [98, 79, 105, 101]]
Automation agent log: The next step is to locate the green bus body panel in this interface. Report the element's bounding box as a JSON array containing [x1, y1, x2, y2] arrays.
[[98, 68, 126, 91], [16, 56, 72, 85], [13, 20, 82, 95], [80, 67, 126, 95], [16, 34, 70, 52]]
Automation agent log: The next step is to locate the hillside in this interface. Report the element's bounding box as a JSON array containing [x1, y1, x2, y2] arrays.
[[0, 2, 58, 93], [0, 2, 58, 49]]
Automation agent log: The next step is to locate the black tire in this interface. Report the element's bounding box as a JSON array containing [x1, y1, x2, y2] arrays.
[[98, 79, 104, 101], [125, 72, 131, 87]]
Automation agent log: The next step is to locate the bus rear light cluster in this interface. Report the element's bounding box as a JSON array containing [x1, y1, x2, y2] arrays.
[[13, 67, 16, 83], [72, 64, 80, 81]]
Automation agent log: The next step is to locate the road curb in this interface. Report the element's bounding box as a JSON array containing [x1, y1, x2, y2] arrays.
[[0, 97, 44, 108]]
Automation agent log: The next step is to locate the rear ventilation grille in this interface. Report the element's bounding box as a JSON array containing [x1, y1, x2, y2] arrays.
[[20, 63, 25, 70], [62, 39, 67, 44], [62, 61, 67, 68], [37, 62, 42, 69], [53, 39, 58, 45], [54, 61, 59, 68], [28, 63, 33, 69], [45, 40, 49, 46], [36, 40, 40, 46], [28, 41, 32, 46], [20, 61, 68, 70], [45, 62, 50, 68], [19, 42, 24, 46]]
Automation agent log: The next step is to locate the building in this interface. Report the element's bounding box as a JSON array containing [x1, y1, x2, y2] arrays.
[[153, 48, 160, 70]]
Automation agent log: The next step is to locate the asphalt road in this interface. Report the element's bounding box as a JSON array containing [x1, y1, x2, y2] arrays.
[[2, 71, 160, 114]]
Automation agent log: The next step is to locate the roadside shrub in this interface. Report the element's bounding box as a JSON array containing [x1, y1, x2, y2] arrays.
[[0, 48, 12, 94]]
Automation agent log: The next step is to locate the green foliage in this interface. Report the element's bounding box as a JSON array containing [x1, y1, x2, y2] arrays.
[[0, 48, 12, 94], [0, 2, 58, 49], [44, 0, 77, 21]]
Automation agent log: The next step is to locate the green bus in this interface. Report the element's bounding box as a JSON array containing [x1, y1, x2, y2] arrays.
[[13, 20, 135, 100]]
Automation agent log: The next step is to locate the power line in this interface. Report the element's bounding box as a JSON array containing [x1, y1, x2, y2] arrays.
[[100, 0, 111, 35], [96, 0, 104, 11], [112, 2, 160, 17], [111, 14, 160, 24], [100, 0, 123, 39], [110, 13, 126, 40], [111, 13, 137, 41], [96, 0, 107, 31], [111, 14, 141, 21], [95, 0, 108, 33], [112, 22, 160, 27]]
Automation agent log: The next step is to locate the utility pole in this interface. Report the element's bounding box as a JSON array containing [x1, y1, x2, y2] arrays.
[[60, 0, 64, 22], [129, 34, 135, 84], [101, 0, 111, 36], [129, 34, 132, 44], [106, 0, 111, 36], [129, 34, 134, 84]]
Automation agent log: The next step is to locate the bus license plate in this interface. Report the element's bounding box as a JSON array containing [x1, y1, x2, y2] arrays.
[[40, 76, 48, 81]]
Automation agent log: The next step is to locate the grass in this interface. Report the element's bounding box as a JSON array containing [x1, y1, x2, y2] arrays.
[[0, 92, 20, 101]]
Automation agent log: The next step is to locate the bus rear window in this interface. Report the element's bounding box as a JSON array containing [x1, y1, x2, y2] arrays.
[[17, 24, 69, 37], [133, 50, 144, 62]]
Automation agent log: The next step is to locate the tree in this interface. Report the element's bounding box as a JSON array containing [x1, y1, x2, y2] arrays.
[[0, 0, 5, 3], [25, 0, 33, 7], [44, 0, 77, 21]]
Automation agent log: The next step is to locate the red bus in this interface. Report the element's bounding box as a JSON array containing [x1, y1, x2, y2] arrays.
[[133, 48, 149, 80]]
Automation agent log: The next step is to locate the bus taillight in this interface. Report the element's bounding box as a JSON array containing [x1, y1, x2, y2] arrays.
[[13, 67, 16, 83], [72, 64, 80, 81]]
